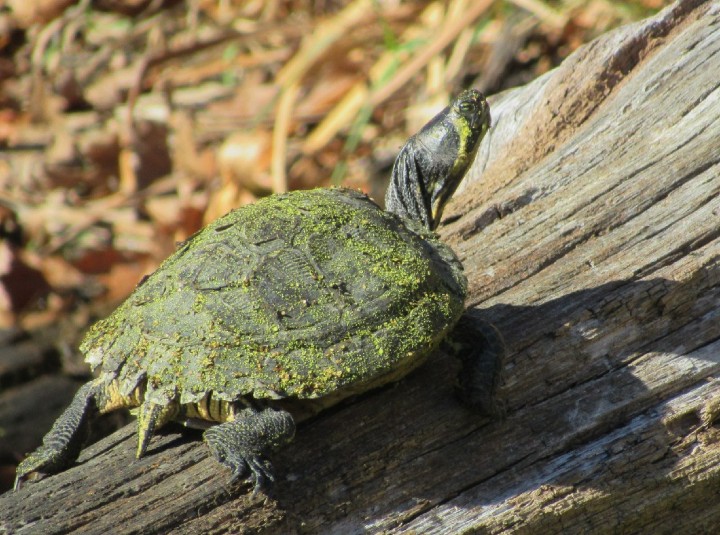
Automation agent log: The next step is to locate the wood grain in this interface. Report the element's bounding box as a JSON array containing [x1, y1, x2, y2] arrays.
[[2, 0, 719, 532]]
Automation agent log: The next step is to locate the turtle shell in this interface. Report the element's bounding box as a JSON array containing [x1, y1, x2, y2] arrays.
[[81, 188, 467, 407]]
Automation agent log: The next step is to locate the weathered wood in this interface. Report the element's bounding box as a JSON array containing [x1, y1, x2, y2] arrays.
[[2, 0, 720, 532]]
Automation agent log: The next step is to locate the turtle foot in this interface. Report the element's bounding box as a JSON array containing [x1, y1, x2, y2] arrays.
[[449, 311, 506, 418], [14, 381, 98, 490], [203, 407, 295, 493]]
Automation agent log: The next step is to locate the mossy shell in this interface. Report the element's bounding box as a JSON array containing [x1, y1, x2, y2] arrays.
[[81, 188, 467, 408]]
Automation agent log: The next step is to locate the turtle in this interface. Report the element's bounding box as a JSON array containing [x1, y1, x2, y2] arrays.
[[15, 88, 502, 492]]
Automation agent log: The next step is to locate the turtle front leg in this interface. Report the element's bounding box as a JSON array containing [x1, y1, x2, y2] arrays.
[[203, 407, 295, 493], [14, 380, 101, 490], [448, 311, 506, 418]]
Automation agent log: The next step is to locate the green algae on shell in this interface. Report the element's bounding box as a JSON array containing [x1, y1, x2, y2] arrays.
[[81, 188, 467, 409]]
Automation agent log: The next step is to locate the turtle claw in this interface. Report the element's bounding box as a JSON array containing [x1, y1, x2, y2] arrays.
[[207, 433, 273, 493], [14, 447, 56, 490], [239, 457, 275, 495]]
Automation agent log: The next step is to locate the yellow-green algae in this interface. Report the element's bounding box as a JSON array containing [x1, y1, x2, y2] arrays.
[[81, 188, 467, 410]]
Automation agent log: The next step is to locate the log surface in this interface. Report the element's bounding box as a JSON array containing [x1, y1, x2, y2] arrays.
[[2, 0, 720, 533]]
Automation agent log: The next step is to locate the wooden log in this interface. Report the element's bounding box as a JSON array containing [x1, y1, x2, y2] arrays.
[[2, 0, 719, 532]]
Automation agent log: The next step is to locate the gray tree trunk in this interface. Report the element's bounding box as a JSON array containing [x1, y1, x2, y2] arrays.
[[2, 0, 720, 532]]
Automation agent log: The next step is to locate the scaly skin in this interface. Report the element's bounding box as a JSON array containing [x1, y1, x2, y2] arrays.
[[385, 89, 491, 230], [14, 382, 98, 490], [204, 408, 295, 494], [15, 90, 499, 492], [449, 311, 506, 418]]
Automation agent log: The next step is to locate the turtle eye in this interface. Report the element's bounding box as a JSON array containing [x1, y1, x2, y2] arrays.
[[458, 100, 476, 114]]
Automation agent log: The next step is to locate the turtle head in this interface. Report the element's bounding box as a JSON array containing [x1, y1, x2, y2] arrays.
[[385, 89, 491, 230]]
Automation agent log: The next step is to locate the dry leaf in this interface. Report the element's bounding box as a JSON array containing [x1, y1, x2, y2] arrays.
[[7, 0, 75, 28]]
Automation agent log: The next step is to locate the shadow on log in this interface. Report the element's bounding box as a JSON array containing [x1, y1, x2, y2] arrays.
[[2, 0, 720, 532]]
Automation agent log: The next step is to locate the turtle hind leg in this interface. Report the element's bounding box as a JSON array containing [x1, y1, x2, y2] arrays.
[[203, 407, 295, 494], [14, 380, 101, 490], [449, 311, 506, 418]]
